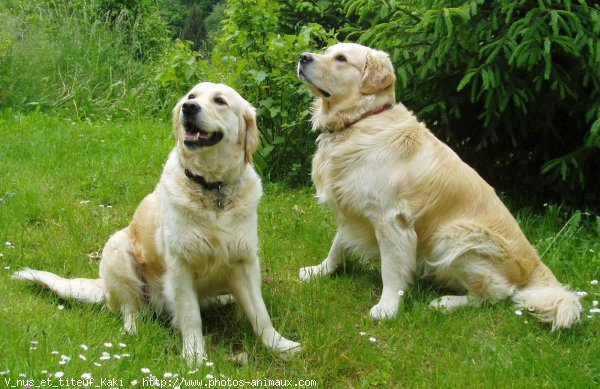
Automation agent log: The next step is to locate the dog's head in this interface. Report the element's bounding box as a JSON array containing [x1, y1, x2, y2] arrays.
[[297, 43, 396, 131], [172, 82, 259, 164]]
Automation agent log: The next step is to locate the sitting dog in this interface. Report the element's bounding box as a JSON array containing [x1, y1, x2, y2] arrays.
[[297, 43, 581, 330], [14, 82, 301, 364]]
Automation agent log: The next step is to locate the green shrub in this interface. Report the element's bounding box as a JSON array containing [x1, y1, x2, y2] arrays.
[[342, 0, 600, 206]]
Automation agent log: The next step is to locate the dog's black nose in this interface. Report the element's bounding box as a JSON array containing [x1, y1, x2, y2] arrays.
[[300, 53, 313, 64], [182, 101, 201, 115]]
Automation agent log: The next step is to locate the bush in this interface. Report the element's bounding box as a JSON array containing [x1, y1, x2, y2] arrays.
[[342, 0, 600, 206]]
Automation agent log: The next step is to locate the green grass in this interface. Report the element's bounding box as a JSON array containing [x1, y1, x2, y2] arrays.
[[1, 112, 599, 387]]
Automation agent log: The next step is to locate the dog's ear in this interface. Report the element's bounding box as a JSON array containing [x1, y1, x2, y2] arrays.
[[172, 103, 181, 137], [243, 105, 260, 164], [360, 49, 396, 94]]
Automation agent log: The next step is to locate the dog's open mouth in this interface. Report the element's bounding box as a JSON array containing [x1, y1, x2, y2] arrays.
[[183, 121, 223, 148]]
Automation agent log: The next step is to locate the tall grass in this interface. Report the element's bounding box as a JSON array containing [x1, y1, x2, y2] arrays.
[[0, 1, 169, 120]]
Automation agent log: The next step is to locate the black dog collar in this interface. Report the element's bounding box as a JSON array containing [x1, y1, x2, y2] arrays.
[[184, 169, 224, 191], [184, 169, 226, 209]]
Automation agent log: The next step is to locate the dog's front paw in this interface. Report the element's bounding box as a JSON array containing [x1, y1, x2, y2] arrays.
[[274, 339, 302, 361], [369, 301, 399, 320], [182, 336, 206, 366], [182, 348, 206, 367], [299, 264, 326, 282]]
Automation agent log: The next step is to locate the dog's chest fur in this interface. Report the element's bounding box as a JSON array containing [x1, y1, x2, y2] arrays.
[[312, 108, 421, 215], [159, 153, 261, 273], [311, 107, 430, 258]]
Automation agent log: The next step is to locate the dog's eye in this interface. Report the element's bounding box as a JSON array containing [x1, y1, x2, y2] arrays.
[[188, 94, 195, 99], [214, 97, 227, 106], [335, 55, 347, 62]]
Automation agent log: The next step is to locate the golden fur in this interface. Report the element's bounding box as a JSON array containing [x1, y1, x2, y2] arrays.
[[14, 82, 300, 364], [298, 43, 581, 329]]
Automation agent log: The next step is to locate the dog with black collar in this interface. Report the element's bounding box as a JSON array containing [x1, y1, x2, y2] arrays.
[[14, 82, 301, 365]]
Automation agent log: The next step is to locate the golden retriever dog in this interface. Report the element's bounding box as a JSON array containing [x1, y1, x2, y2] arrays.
[[13, 82, 300, 364], [297, 43, 581, 330]]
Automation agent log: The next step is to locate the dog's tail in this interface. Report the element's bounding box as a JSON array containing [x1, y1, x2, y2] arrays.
[[12, 268, 105, 304], [512, 263, 581, 331]]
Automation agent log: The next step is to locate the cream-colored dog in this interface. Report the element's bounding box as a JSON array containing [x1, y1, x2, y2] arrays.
[[14, 82, 300, 364], [297, 43, 581, 330]]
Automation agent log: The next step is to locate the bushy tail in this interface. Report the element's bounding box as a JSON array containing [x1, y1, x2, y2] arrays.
[[13, 268, 105, 304], [512, 264, 581, 331]]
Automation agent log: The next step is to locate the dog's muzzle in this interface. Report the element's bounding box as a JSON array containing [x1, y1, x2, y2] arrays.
[[297, 53, 313, 82], [181, 101, 224, 148], [297, 53, 331, 98]]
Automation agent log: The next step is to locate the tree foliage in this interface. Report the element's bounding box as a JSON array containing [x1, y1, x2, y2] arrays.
[[342, 0, 600, 205], [181, 5, 208, 51]]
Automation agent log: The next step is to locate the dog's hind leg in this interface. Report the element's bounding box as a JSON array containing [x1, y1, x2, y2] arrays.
[[99, 228, 145, 335], [429, 295, 479, 312], [199, 294, 235, 310]]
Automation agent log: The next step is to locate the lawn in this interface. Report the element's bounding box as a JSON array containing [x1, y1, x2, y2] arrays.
[[0, 112, 599, 388]]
